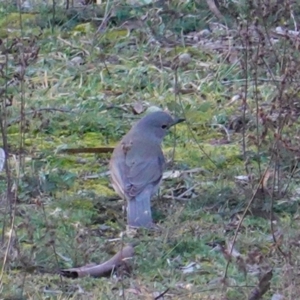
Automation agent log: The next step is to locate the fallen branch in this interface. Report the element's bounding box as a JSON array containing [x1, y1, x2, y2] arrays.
[[59, 147, 114, 154], [206, 0, 223, 20], [60, 245, 134, 278]]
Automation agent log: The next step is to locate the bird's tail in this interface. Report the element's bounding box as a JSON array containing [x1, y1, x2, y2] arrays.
[[127, 194, 153, 228]]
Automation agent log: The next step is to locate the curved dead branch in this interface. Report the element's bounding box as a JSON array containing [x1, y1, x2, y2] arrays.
[[205, 0, 223, 20], [60, 245, 134, 278]]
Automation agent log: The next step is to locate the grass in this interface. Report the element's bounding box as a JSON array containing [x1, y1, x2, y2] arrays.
[[1, 1, 300, 299]]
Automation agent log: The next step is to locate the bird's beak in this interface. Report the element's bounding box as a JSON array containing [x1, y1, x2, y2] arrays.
[[170, 117, 185, 127]]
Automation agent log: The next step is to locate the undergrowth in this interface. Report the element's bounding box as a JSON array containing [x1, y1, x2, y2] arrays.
[[1, 0, 300, 299]]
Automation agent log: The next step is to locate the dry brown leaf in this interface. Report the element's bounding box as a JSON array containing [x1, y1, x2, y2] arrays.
[[132, 101, 145, 115], [248, 269, 273, 300], [261, 169, 274, 193]]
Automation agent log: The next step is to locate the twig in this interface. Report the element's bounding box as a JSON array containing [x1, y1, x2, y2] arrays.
[[164, 194, 196, 201], [164, 183, 200, 201], [223, 161, 273, 280], [211, 124, 231, 142], [57, 36, 90, 56], [59, 147, 114, 154], [95, 0, 113, 34], [82, 171, 110, 180], [155, 288, 170, 300]]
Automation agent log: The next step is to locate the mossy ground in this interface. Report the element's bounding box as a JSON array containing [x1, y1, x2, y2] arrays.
[[1, 1, 300, 299]]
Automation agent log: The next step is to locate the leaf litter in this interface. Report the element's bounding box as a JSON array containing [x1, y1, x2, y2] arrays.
[[1, 0, 300, 299]]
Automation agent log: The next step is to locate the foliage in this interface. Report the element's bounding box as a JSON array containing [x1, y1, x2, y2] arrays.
[[0, 0, 300, 299]]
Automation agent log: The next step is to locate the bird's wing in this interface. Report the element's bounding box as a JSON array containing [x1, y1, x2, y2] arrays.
[[110, 140, 165, 199], [109, 147, 130, 199], [125, 151, 164, 198]]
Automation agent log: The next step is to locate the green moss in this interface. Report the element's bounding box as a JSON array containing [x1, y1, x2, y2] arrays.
[[172, 143, 242, 170], [2, 3, 296, 297], [161, 46, 212, 61], [0, 29, 8, 38], [69, 198, 94, 210], [102, 29, 128, 41], [83, 179, 116, 197], [0, 13, 36, 30], [72, 22, 95, 35], [7, 126, 20, 135], [82, 132, 106, 146]]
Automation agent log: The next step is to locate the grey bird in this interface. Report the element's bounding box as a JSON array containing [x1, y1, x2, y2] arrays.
[[109, 111, 185, 228]]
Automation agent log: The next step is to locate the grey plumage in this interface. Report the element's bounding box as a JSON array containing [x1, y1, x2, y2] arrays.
[[109, 111, 184, 228]]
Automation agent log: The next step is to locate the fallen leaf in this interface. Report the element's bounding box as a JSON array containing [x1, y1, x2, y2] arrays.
[[132, 101, 144, 115], [248, 269, 273, 300], [271, 294, 284, 300], [180, 262, 199, 274], [70, 56, 84, 66], [163, 170, 182, 179]]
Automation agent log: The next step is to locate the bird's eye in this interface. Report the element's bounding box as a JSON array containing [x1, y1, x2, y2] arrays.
[[161, 124, 167, 129]]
